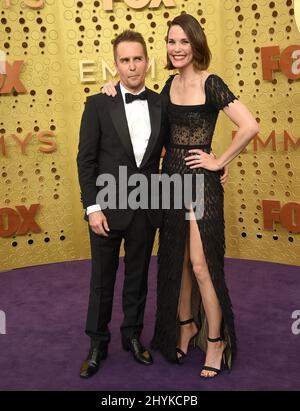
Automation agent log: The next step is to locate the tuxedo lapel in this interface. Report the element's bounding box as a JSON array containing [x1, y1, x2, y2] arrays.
[[107, 84, 137, 167], [139, 88, 162, 169]]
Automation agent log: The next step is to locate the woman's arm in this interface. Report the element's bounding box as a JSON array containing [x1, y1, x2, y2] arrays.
[[186, 100, 259, 171], [216, 100, 259, 168]]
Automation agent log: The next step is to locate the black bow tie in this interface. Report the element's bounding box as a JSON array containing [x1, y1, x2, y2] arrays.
[[125, 90, 147, 104]]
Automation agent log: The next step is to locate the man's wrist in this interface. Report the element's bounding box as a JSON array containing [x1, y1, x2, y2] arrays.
[[86, 204, 101, 215]]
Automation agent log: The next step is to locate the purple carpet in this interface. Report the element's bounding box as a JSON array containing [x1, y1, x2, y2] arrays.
[[0, 257, 299, 391]]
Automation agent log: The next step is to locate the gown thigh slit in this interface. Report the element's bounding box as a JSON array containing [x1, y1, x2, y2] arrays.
[[151, 74, 238, 368]]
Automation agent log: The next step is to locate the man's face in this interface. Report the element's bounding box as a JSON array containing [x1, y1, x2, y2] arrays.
[[115, 41, 148, 93]]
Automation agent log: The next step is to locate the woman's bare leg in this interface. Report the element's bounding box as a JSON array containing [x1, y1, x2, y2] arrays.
[[189, 211, 226, 377], [176, 234, 198, 357]]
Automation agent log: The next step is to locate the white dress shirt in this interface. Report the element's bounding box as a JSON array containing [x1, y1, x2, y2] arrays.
[[86, 83, 152, 215]]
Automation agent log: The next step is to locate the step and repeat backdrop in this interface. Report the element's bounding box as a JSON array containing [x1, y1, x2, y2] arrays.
[[0, 0, 299, 270]]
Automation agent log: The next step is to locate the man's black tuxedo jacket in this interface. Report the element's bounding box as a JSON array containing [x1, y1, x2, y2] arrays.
[[77, 84, 169, 230]]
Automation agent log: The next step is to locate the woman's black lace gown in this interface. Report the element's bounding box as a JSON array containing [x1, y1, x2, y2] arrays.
[[151, 74, 238, 368]]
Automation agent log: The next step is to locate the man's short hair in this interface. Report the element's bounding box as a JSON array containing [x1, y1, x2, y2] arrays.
[[113, 30, 148, 61]]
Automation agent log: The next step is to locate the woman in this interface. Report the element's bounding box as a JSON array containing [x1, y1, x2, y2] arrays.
[[151, 14, 258, 378], [103, 14, 259, 378]]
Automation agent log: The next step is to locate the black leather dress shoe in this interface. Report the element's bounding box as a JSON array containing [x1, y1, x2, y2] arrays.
[[79, 348, 107, 379], [122, 338, 153, 366]]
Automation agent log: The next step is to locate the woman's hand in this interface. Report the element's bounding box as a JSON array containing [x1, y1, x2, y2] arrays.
[[185, 149, 229, 185], [101, 81, 118, 96], [211, 151, 229, 185], [185, 149, 222, 172], [220, 164, 229, 186]]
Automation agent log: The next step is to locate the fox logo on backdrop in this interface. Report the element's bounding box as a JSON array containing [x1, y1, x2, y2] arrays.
[[295, 0, 300, 32]]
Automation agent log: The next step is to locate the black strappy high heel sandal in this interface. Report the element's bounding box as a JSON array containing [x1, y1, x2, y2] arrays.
[[200, 336, 227, 378], [176, 318, 199, 365]]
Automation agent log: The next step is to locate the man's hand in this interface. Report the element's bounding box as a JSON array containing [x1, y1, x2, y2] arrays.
[[88, 211, 110, 237]]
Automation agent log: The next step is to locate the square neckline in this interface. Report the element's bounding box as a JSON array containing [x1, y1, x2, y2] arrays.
[[169, 73, 215, 108]]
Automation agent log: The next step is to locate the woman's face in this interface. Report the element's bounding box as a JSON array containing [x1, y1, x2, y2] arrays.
[[167, 25, 194, 69]]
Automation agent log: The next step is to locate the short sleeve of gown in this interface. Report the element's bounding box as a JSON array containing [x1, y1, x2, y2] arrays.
[[206, 75, 238, 111], [160, 75, 176, 97]]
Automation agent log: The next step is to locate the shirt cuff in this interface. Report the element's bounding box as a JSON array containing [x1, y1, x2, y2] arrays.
[[86, 204, 101, 215]]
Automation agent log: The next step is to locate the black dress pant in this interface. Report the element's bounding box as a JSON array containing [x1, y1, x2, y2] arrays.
[[85, 209, 156, 350]]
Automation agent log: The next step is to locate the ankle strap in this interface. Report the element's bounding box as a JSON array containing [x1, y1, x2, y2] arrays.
[[178, 318, 194, 326], [207, 336, 222, 343]]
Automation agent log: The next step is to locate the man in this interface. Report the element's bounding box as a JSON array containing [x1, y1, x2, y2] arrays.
[[77, 30, 169, 379]]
